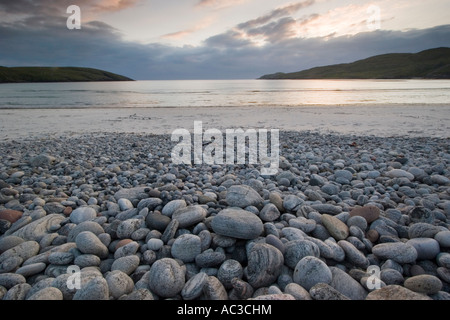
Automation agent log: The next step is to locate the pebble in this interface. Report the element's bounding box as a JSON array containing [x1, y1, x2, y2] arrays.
[[172, 205, 207, 228], [73, 276, 109, 300], [246, 243, 284, 289], [3, 283, 31, 300], [259, 203, 280, 222], [309, 283, 350, 300], [10, 214, 64, 241], [15, 262, 46, 277], [408, 206, 434, 224], [408, 223, 442, 238], [372, 242, 418, 264], [338, 240, 369, 268], [70, 207, 97, 224], [321, 214, 349, 241], [403, 275, 443, 294], [225, 185, 263, 208], [111, 255, 140, 275], [27, 287, 63, 300], [436, 253, 450, 269], [148, 258, 185, 298], [181, 272, 208, 300], [284, 239, 320, 269], [329, 266, 368, 300], [75, 231, 109, 258], [0, 240, 40, 265], [211, 208, 263, 240], [434, 231, 450, 247], [203, 276, 228, 300], [349, 205, 380, 223], [0, 237, 23, 255], [118, 198, 134, 211], [147, 238, 164, 251], [386, 169, 415, 180], [369, 285, 432, 300], [293, 256, 332, 291], [0, 273, 26, 289], [161, 199, 187, 217], [217, 259, 243, 289], [74, 254, 101, 267], [0, 209, 23, 223], [406, 238, 440, 260], [106, 270, 134, 299], [171, 234, 202, 263], [380, 268, 404, 285]]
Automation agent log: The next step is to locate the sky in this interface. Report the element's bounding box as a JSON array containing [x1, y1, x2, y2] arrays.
[[0, 0, 449, 79]]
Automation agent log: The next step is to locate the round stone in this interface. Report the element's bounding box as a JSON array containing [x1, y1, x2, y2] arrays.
[[111, 255, 140, 275], [171, 234, 202, 263], [404, 275, 443, 294], [435, 231, 450, 248], [284, 240, 320, 269], [75, 231, 109, 258], [211, 208, 263, 240], [259, 203, 280, 222], [73, 277, 109, 300], [293, 256, 332, 291], [329, 266, 367, 300], [225, 185, 263, 208], [147, 238, 164, 251], [321, 214, 349, 241], [246, 243, 284, 289], [338, 240, 369, 269], [162, 200, 187, 217], [366, 285, 432, 300], [148, 258, 185, 298], [146, 212, 171, 231], [386, 169, 414, 180], [349, 205, 380, 223], [172, 206, 207, 228], [218, 259, 243, 289], [70, 207, 97, 224], [118, 198, 134, 211], [0, 209, 23, 223], [181, 272, 208, 300], [106, 270, 134, 299], [406, 238, 440, 260], [27, 287, 63, 300], [372, 242, 418, 264]]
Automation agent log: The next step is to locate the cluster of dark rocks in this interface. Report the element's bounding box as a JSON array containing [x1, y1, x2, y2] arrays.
[[0, 131, 449, 300]]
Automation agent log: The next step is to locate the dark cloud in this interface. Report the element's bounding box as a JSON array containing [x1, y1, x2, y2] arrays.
[[0, 1, 449, 80], [237, 0, 314, 30]]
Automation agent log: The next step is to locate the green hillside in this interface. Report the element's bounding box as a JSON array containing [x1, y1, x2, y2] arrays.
[[260, 47, 450, 79], [0, 66, 134, 83]]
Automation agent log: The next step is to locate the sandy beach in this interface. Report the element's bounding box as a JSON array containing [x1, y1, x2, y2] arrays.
[[1, 104, 449, 141]]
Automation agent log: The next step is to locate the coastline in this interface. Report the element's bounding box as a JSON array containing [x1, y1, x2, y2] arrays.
[[1, 104, 449, 141]]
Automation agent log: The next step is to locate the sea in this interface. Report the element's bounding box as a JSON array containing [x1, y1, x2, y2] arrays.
[[0, 79, 450, 109]]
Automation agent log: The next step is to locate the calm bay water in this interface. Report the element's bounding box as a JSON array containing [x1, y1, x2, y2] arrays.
[[0, 79, 450, 109]]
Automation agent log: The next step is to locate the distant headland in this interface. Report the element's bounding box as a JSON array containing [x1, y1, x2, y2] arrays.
[[259, 47, 450, 80], [0, 66, 134, 83]]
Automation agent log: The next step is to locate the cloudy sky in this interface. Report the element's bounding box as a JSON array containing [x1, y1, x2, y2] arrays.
[[1, 0, 449, 79]]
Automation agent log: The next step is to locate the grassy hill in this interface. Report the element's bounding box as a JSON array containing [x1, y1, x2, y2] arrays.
[[0, 66, 134, 83], [259, 47, 450, 79]]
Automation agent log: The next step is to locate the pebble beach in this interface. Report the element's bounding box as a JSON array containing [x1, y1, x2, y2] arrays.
[[0, 130, 449, 301]]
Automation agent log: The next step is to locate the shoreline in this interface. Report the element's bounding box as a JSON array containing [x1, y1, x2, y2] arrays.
[[1, 104, 449, 141]]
